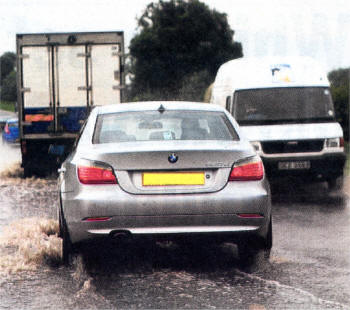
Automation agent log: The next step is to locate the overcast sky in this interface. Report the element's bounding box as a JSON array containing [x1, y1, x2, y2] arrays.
[[1, 0, 349, 72]]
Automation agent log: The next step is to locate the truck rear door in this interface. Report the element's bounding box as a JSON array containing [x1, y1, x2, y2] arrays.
[[90, 44, 122, 105], [18, 33, 124, 137], [21, 46, 55, 134], [57, 44, 122, 131]]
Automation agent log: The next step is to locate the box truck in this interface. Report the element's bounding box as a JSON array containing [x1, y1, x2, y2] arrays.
[[211, 56, 346, 190], [16, 32, 124, 176]]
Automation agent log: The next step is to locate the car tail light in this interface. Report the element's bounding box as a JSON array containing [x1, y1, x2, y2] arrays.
[[4, 123, 10, 134], [78, 160, 117, 185], [340, 137, 344, 148], [229, 156, 264, 181]]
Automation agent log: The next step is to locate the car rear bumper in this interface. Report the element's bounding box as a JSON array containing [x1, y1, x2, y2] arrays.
[[2, 134, 19, 143], [61, 180, 271, 244]]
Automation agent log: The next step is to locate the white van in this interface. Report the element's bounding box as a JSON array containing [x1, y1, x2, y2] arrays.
[[211, 56, 346, 190]]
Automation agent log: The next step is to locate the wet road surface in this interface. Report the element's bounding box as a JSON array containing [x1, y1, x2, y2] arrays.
[[0, 143, 349, 309]]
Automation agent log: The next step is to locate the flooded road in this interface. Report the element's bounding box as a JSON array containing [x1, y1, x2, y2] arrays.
[[0, 141, 349, 309]]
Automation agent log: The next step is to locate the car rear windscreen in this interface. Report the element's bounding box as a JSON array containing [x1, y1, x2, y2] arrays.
[[93, 110, 238, 143]]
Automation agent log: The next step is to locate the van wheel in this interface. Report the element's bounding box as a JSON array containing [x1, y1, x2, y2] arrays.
[[238, 219, 272, 268], [238, 241, 263, 269], [238, 242, 271, 269], [327, 176, 343, 191]]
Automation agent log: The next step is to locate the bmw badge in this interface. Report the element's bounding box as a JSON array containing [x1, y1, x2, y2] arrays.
[[168, 153, 178, 164]]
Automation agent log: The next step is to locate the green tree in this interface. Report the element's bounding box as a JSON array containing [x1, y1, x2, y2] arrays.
[[1, 70, 17, 102], [129, 0, 243, 101], [0, 52, 16, 83], [328, 68, 349, 141]]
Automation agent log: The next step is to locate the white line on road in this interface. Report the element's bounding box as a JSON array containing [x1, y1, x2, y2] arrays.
[[235, 269, 348, 309]]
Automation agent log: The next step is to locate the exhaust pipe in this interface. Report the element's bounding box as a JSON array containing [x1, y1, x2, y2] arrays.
[[110, 230, 132, 242]]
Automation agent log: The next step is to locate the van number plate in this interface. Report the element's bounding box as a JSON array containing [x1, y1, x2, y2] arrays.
[[278, 161, 310, 170]]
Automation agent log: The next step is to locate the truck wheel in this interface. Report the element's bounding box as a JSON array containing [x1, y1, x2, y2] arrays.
[[327, 176, 344, 191], [59, 205, 72, 266], [23, 165, 33, 178]]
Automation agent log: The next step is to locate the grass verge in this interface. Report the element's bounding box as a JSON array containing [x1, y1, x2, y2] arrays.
[[0, 101, 16, 112]]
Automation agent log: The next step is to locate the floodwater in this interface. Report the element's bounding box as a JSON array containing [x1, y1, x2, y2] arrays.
[[0, 140, 349, 309], [0, 141, 61, 274], [0, 138, 20, 173]]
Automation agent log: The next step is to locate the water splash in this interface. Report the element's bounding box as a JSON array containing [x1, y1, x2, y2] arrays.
[[0, 162, 23, 179], [0, 217, 61, 274], [0, 139, 21, 173]]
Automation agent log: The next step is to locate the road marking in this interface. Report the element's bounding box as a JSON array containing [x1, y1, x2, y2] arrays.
[[235, 269, 348, 308]]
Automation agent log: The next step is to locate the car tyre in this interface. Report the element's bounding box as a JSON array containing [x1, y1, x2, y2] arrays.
[[238, 219, 272, 268], [59, 204, 73, 266], [265, 218, 273, 253]]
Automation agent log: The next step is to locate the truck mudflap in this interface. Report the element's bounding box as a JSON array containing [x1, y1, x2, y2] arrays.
[[21, 138, 76, 177]]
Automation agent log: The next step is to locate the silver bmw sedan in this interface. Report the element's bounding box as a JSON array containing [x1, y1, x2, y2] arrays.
[[58, 102, 272, 266]]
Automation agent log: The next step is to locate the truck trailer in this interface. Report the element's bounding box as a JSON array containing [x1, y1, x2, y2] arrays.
[[16, 32, 125, 176]]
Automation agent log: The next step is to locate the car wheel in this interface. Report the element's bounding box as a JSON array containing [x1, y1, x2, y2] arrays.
[[265, 218, 273, 253], [57, 204, 62, 238], [238, 219, 272, 268], [59, 205, 72, 266], [327, 176, 343, 191]]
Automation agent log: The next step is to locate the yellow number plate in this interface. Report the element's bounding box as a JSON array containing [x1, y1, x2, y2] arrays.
[[142, 172, 205, 186]]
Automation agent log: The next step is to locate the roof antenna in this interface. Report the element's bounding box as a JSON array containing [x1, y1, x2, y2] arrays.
[[158, 104, 165, 113]]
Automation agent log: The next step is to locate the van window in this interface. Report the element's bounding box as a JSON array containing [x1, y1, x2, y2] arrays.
[[234, 87, 335, 125]]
